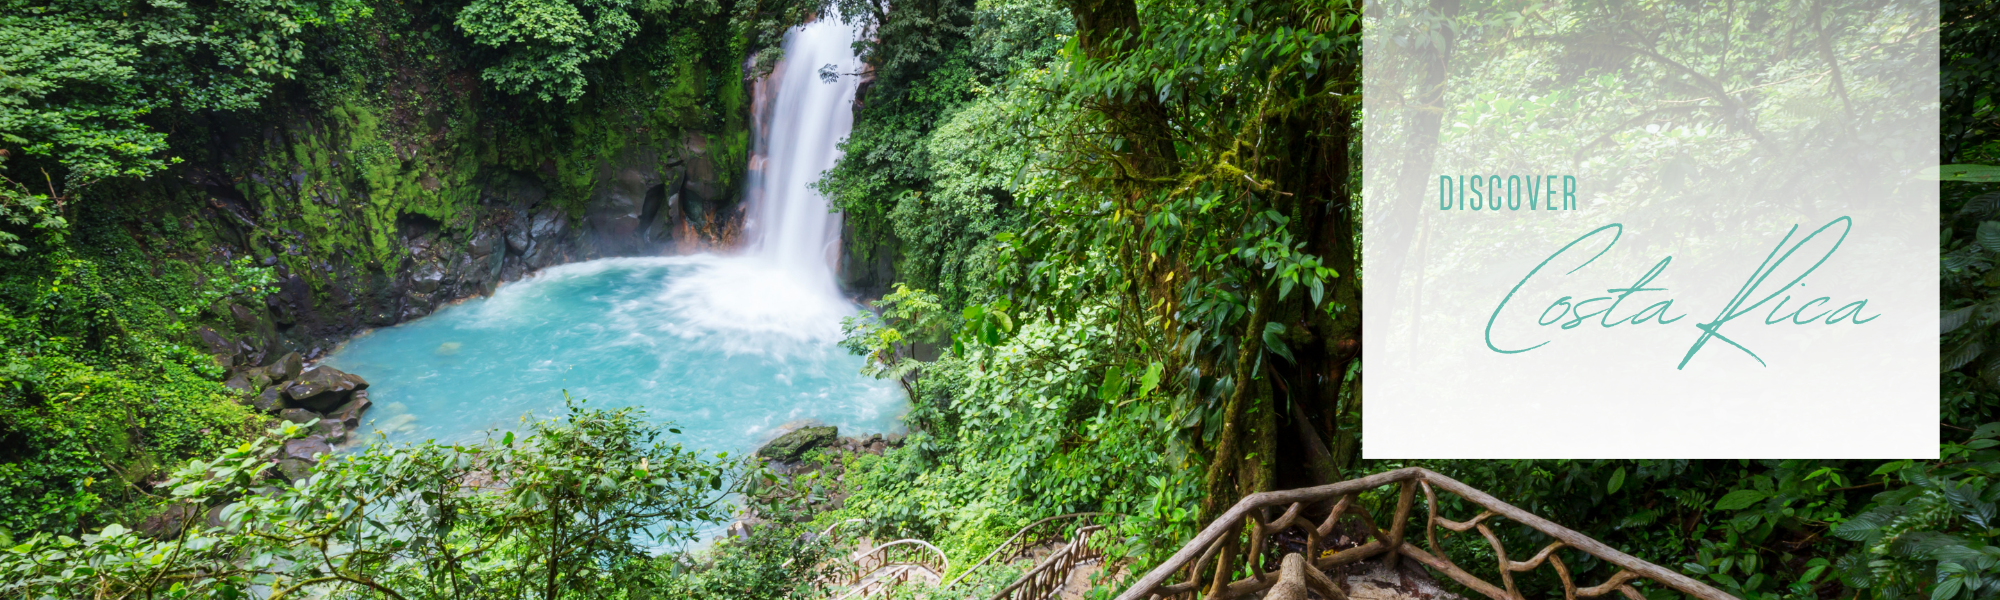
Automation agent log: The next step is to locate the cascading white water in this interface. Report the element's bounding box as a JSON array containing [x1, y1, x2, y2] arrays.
[[644, 16, 865, 347], [322, 16, 899, 468], [744, 16, 861, 288]]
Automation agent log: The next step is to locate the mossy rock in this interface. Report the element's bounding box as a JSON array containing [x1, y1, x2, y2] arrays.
[[284, 366, 370, 412], [757, 426, 837, 462]]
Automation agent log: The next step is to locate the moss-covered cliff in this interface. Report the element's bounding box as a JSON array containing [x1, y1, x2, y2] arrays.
[[0, 0, 804, 537]]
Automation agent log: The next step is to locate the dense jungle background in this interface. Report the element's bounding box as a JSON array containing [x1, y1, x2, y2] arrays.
[[0, 0, 1994, 596]]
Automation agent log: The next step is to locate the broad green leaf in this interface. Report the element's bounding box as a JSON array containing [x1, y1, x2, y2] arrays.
[[1945, 339, 1984, 372], [1926, 164, 2000, 182], [1607, 467, 1625, 494], [1262, 322, 1294, 363], [1930, 575, 1963, 600], [1944, 306, 1977, 335], [1099, 366, 1128, 401], [1713, 489, 1769, 511], [1978, 221, 2000, 250], [1139, 361, 1163, 397]]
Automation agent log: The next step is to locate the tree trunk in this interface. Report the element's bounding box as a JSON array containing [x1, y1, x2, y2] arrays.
[[1201, 285, 1274, 521], [1063, 0, 1178, 179]]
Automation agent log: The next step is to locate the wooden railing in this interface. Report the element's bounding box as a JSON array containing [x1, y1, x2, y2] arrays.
[[945, 513, 1115, 589], [820, 513, 1116, 600], [987, 524, 1110, 600], [1114, 467, 1737, 600], [832, 538, 952, 600]]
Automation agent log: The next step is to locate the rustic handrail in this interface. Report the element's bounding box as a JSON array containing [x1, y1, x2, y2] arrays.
[[943, 512, 1115, 589], [988, 524, 1110, 600], [1114, 467, 1738, 600], [850, 538, 951, 581], [785, 518, 870, 570], [826, 538, 952, 600]]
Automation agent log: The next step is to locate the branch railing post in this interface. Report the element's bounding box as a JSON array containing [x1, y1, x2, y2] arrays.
[[1114, 468, 1738, 600]]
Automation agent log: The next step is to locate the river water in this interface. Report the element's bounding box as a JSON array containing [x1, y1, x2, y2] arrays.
[[321, 15, 901, 456]]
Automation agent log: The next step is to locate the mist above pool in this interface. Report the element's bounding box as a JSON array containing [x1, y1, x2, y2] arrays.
[[320, 255, 905, 455]]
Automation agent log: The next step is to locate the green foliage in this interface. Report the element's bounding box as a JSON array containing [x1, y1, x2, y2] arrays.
[[0, 0, 369, 215], [655, 520, 836, 600], [0, 206, 280, 537], [1945, 0, 2000, 163], [0, 14, 166, 225], [455, 0, 643, 102], [817, 0, 1068, 308], [1822, 429, 2000, 600], [841, 283, 952, 380], [0, 399, 767, 599]]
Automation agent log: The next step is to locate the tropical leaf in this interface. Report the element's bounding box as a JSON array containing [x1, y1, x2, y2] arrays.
[[1978, 221, 2000, 251], [1942, 480, 1997, 528], [1961, 192, 2000, 219], [1262, 322, 1294, 363], [1714, 489, 1770, 510], [1832, 508, 1900, 543], [1099, 365, 1128, 401], [1926, 164, 2000, 182], [1946, 247, 1986, 270], [1945, 306, 1978, 335], [1946, 338, 1985, 372]]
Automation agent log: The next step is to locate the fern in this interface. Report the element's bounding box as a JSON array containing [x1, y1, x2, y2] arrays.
[[1957, 192, 2000, 219]]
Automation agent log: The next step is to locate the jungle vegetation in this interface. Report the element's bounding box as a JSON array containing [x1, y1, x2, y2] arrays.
[[0, 0, 1993, 597]]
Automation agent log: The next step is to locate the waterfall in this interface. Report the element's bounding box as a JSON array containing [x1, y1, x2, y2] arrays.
[[742, 15, 861, 290], [614, 15, 863, 351]]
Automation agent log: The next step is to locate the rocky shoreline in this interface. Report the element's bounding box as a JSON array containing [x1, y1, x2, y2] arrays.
[[726, 425, 906, 539]]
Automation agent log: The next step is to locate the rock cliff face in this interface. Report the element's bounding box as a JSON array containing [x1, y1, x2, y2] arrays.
[[179, 126, 750, 370], [170, 115, 753, 450]]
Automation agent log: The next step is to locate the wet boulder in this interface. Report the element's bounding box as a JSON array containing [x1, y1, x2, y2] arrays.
[[470, 229, 500, 256], [529, 208, 567, 242], [325, 391, 372, 429], [267, 352, 304, 382], [277, 408, 321, 425], [276, 436, 333, 482], [247, 385, 287, 413], [757, 425, 837, 462], [412, 261, 445, 293], [284, 366, 369, 412], [316, 419, 349, 444], [135, 504, 202, 539], [223, 372, 259, 395]]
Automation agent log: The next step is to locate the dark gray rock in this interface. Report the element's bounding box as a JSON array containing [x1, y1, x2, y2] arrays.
[[326, 391, 372, 429], [223, 373, 258, 394], [196, 326, 232, 356], [267, 352, 304, 382], [469, 229, 499, 256], [277, 458, 315, 483], [247, 385, 287, 412], [135, 503, 202, 539], [279, 436, 333, 481], [530, 208, 566, 241], [277, 408, 320, 425], [757, 425, 837, 462], [505, 222, 532, 255], [284, 366, 369, 412], [264, 293, 296, 325], [229, 303, 259, 327], [316, 419, 348, 444], [412, 262, 444, 293]]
